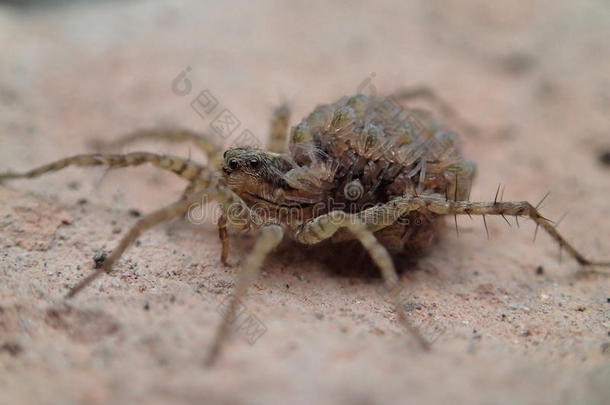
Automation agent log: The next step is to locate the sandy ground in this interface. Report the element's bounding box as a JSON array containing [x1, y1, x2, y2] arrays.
[[1, 1, 610, 404]]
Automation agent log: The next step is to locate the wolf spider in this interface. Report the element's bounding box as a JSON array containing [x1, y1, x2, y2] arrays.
[[1, 89, 608, 365]]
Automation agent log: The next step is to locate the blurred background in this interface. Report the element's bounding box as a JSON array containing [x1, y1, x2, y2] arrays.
[[1, 1, 609, 404]]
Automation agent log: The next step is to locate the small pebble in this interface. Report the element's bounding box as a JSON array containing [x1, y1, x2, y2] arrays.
[[599, 150, 610, 166], [93, 252, 108, 269], [128, 209, 142, 218], [0, 341, 23, 356], [500, 52, 535, 75], [67, 181, 80, 190]]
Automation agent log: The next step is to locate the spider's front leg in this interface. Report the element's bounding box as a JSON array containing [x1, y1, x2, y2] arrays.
[[0, 152, 212, 185], [85, 128, 227, 200], [66, 187, 216, 297], [295, 210, 431, 350], [66, 183, 253, 297], [214, 188, 258, 266], [205, 224, 284, 366], [90, 128, 225, 167], [217, 213, 231, 266]]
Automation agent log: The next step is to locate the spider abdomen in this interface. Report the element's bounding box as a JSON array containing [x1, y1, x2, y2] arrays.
[[287, 94, 475, 252]]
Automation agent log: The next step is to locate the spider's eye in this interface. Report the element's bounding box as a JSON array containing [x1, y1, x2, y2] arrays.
[[228, 158, 239, 170], [249, 158, 260, 169], [223, 150, 228, 159]]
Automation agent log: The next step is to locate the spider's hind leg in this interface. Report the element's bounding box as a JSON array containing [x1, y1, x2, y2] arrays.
[[417, 196, 610, 268], [390, 86, 479, 136], [267, 104, 291, 153]]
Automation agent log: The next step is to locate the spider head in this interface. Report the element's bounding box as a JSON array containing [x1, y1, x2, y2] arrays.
[[221, 146, 294, 204]]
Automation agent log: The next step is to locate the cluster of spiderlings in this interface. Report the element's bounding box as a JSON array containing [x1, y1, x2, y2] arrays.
[[287, 94, 475, 202]]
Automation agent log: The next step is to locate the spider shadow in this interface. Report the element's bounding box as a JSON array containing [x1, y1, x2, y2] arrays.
[[271, 238, 432, 281], [170, 218, 435, 285]]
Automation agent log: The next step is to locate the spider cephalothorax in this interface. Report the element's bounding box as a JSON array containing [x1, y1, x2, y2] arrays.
[[1, 89, 607, 366], [220, 146, 326, 237], [221, 146, 300, 207]]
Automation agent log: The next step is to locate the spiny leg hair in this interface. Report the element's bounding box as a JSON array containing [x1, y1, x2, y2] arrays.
[[354, 195, 609, 267]]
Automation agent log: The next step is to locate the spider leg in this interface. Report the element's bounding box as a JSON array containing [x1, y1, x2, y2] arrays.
[[180, 180, 199, 200], [183, 179, 254, 266], [267, 104, 291, 153], [390, 86, 479, 136], [90, 128, 224, 167], [366, 195, 609, 268], [205, 224, 284, 366], [68, 184, 255, 299], [213, 186, 259, 267], [217, 213, 231, 266], [179, 177, 214, 201], [66, 188, 212, 298], [410, 196, 610, 268], [0, 152, 213, 185], [295, 211, 431, 350]]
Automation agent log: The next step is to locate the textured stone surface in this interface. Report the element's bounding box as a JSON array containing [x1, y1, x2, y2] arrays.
[[1, 1, 609, 404]]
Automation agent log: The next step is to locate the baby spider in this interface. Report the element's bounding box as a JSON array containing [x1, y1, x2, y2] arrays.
[[1, 90, 608, 365]]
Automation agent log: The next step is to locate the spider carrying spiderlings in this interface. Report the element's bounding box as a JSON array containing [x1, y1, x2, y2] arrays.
[[1, 89, 608, 365]]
